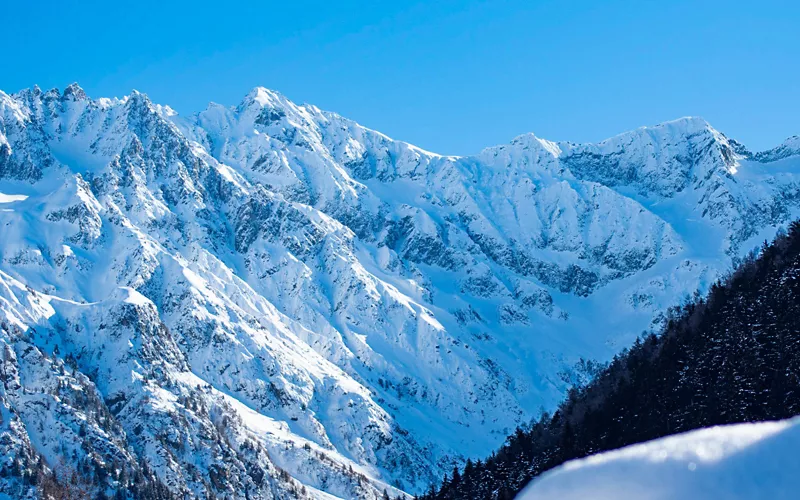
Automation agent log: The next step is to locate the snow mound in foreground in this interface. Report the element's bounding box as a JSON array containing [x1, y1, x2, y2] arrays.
[[519, 417, 800, 500]]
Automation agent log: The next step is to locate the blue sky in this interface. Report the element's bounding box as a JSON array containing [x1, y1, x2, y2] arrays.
[[3, 0, 798, 155]]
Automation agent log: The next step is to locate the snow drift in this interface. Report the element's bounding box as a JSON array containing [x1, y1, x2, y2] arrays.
[[519, 418, 800, 500]]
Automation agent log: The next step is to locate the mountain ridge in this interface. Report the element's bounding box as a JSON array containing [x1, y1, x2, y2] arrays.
[[1, 83, 800, 498], [15, 83, 798, 157]]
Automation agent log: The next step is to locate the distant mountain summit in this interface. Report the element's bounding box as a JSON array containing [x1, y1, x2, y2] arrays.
[[1, 84, 799, 498]]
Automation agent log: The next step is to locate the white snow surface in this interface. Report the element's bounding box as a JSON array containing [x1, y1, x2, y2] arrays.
[[0, 193, 27, 203], [519, 418, 800, 500], [1, 83, 800, 497]]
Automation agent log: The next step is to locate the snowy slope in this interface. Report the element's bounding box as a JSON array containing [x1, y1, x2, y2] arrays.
[[518, 418, 800, 500], [1, 83, 800, 498]]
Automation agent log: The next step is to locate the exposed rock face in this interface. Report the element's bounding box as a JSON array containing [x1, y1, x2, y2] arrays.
[[0, 84, 799, 498]]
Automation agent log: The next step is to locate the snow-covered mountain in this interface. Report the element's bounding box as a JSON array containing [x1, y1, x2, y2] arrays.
[[518, 417, 800, 500], [0, 83, 799, 498]]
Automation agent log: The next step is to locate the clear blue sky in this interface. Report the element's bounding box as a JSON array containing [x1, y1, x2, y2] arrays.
[[3, 0, 798, 155]]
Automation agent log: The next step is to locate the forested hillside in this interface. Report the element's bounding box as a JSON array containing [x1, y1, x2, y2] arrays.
[[422, 221, 800, 499]]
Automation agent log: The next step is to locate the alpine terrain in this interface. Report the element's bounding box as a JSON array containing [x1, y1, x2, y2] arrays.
[[1, 83, 799, 498], [423, 218, 800, 499]]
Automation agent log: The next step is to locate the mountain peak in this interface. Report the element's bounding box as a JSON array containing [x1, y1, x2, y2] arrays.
[[42, 87, 61, 100], [597, 116, 714, 146], [62, 82, 87, 101], [656, 115, 711, 129], [507, 133, 563, 157], [778, 135, 800, 149], [125, 89, 153, 108], [239, 86, 289, 110]]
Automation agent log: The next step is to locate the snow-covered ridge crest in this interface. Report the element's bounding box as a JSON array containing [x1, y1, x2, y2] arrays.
[[1, 83, 799, 498], [752, 135, 800, 163]]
